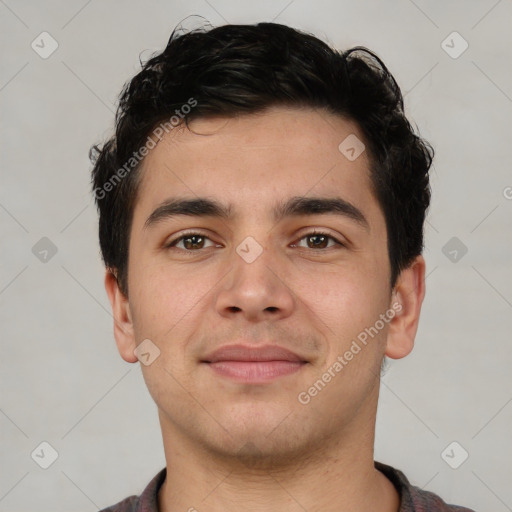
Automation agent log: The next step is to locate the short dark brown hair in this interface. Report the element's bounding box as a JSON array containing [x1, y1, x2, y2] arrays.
[[91, 21, 433, 295]]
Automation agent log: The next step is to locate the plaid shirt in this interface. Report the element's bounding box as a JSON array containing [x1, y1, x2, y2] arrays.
[[99, 461, 476, 512]]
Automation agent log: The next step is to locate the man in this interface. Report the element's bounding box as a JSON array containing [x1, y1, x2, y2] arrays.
[[91, 21, 476, 512]]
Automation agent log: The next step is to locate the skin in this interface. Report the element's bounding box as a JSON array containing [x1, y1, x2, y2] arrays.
[[105, 106, 426, 512]]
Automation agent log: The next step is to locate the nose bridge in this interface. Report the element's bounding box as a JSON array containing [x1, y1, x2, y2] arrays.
[[214, 232, 295, 320], [233, 234, 276, 285], [231, 233, 279, 296]]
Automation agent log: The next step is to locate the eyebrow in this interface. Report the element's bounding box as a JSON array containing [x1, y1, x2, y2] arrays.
[[144, 196, 369, 230]]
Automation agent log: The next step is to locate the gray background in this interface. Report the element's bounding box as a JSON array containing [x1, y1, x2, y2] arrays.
[[1, 0, 511, 510]]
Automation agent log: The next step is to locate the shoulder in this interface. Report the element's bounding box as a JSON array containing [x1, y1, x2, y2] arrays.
[[375, 461, 476, 512], [408, 484, 476, 512], [97, 467, 167, 512], [98, 495, 139, 512]]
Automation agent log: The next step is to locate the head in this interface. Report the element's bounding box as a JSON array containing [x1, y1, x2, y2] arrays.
[[91, 22, 432, 465]]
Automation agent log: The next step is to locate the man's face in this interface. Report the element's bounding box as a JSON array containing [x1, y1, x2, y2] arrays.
[[119, 106, 396, 462]]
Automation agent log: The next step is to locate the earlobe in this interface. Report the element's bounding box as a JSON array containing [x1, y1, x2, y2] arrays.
[[104, 271, 138, 363], [385, 256, 426, 360]]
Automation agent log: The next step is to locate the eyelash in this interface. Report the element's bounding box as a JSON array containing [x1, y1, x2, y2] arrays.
[[165, 229, 344, 252]]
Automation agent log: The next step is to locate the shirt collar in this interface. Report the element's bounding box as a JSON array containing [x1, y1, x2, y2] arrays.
[[134, 461, 427, 512]]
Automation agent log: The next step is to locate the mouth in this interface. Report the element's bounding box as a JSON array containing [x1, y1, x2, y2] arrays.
[[201, 344, 308, 383]]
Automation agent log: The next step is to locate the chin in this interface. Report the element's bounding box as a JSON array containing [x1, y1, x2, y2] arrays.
[[199, 407, 318, 469], [206, 431, 312, 471]]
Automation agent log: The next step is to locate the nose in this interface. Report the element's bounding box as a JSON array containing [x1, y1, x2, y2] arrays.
[[214, 240, 295, 323]]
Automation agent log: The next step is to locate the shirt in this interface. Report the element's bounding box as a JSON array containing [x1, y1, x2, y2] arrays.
[[98, 461, 476, 512]]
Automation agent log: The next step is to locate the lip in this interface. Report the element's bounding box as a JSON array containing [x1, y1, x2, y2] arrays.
[[203, 344, 305, 363], [202, 344, 308, 383]]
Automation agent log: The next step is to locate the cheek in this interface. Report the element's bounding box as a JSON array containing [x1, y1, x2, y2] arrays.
[[298, 260, 387, 313], [128, 259, 217, 341], [293, 264, 390, 355]]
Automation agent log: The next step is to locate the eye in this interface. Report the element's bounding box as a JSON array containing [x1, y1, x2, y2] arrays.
[[165, 229, 344, 252], [292, 230, 344, 250], [166, 232, 218, 251]]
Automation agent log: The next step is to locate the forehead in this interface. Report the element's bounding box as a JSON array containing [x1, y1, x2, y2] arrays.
[[133, 106, 379, 223]]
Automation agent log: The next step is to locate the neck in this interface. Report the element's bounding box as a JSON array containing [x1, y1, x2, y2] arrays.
[[157, 397, 399, 512]]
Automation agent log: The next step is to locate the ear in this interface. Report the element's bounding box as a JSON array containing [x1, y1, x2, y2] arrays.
[[104, 270, 138, 363], [385, 255, 426, 359]]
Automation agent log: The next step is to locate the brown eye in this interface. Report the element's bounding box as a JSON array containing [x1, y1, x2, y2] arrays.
[[306, 234, 329, 249], [294, 232, 342, 250], [168, 233, 215, 251]]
